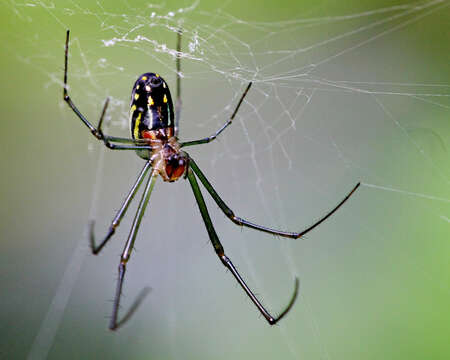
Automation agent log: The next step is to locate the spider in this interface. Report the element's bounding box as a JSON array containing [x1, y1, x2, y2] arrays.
[[63, 30, 360, 330]]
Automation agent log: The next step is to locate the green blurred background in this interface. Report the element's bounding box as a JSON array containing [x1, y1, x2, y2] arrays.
[[1, 0, 449, 359]]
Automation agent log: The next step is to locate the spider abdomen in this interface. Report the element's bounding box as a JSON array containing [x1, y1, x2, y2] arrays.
[[129, 73, 175, 140]]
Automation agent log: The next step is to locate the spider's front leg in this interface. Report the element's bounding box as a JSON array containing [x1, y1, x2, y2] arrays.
[[109, 170, 158, 330], [63, 30, 151, 151], [187, 167, 299, 325], [189, 157, 360, 239], [89, 161, 152, 254]]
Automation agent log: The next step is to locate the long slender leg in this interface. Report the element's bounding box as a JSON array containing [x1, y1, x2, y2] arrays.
[[187, 168, 298, 325], [189, 157, 360, 239], [180, 82, 252, 148], [174, 29, 182, 138], [88, 97, 147, 147], [110, 171, 158, 330], [90, 161, 152, 254], [96, 100, 148, 147], [63, 30, 151, 151]]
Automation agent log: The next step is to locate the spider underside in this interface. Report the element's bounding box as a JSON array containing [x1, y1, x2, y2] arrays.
[[63, 29, 360, 330]]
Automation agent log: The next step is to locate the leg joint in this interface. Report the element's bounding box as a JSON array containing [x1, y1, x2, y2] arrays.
[[219, 254, 229, 266], [91, 130, 102, 140], [111, 220, 119, 228], [105, 141, 116, 149], [230, 215, 243, 226]]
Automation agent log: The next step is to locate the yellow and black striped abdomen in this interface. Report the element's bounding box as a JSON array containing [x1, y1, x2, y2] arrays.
[[129, 73, 174, 140]]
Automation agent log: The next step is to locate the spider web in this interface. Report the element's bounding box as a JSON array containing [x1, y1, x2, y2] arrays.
[[2, 0, 449, 359]]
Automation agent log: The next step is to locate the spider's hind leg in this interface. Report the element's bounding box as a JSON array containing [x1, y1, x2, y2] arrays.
[[63, 30, 151, 151], [180, 82, 252, 148], [175, 29, 182, 137]]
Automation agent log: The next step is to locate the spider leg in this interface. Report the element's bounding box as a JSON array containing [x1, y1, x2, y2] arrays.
[[96, 102, 148, 147], [189, 157, 360, 239], [110, 171, 158, 330], [180, 82, 252, 148], [90, 161, 152, 254], [187, 167, 299, 325], [63, 30, 151, 151], [174, 29, 182, 138]]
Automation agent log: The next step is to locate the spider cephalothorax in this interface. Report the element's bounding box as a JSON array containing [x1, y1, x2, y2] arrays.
[[63, 29, 360, 331], [146, 134, 188, 182]]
